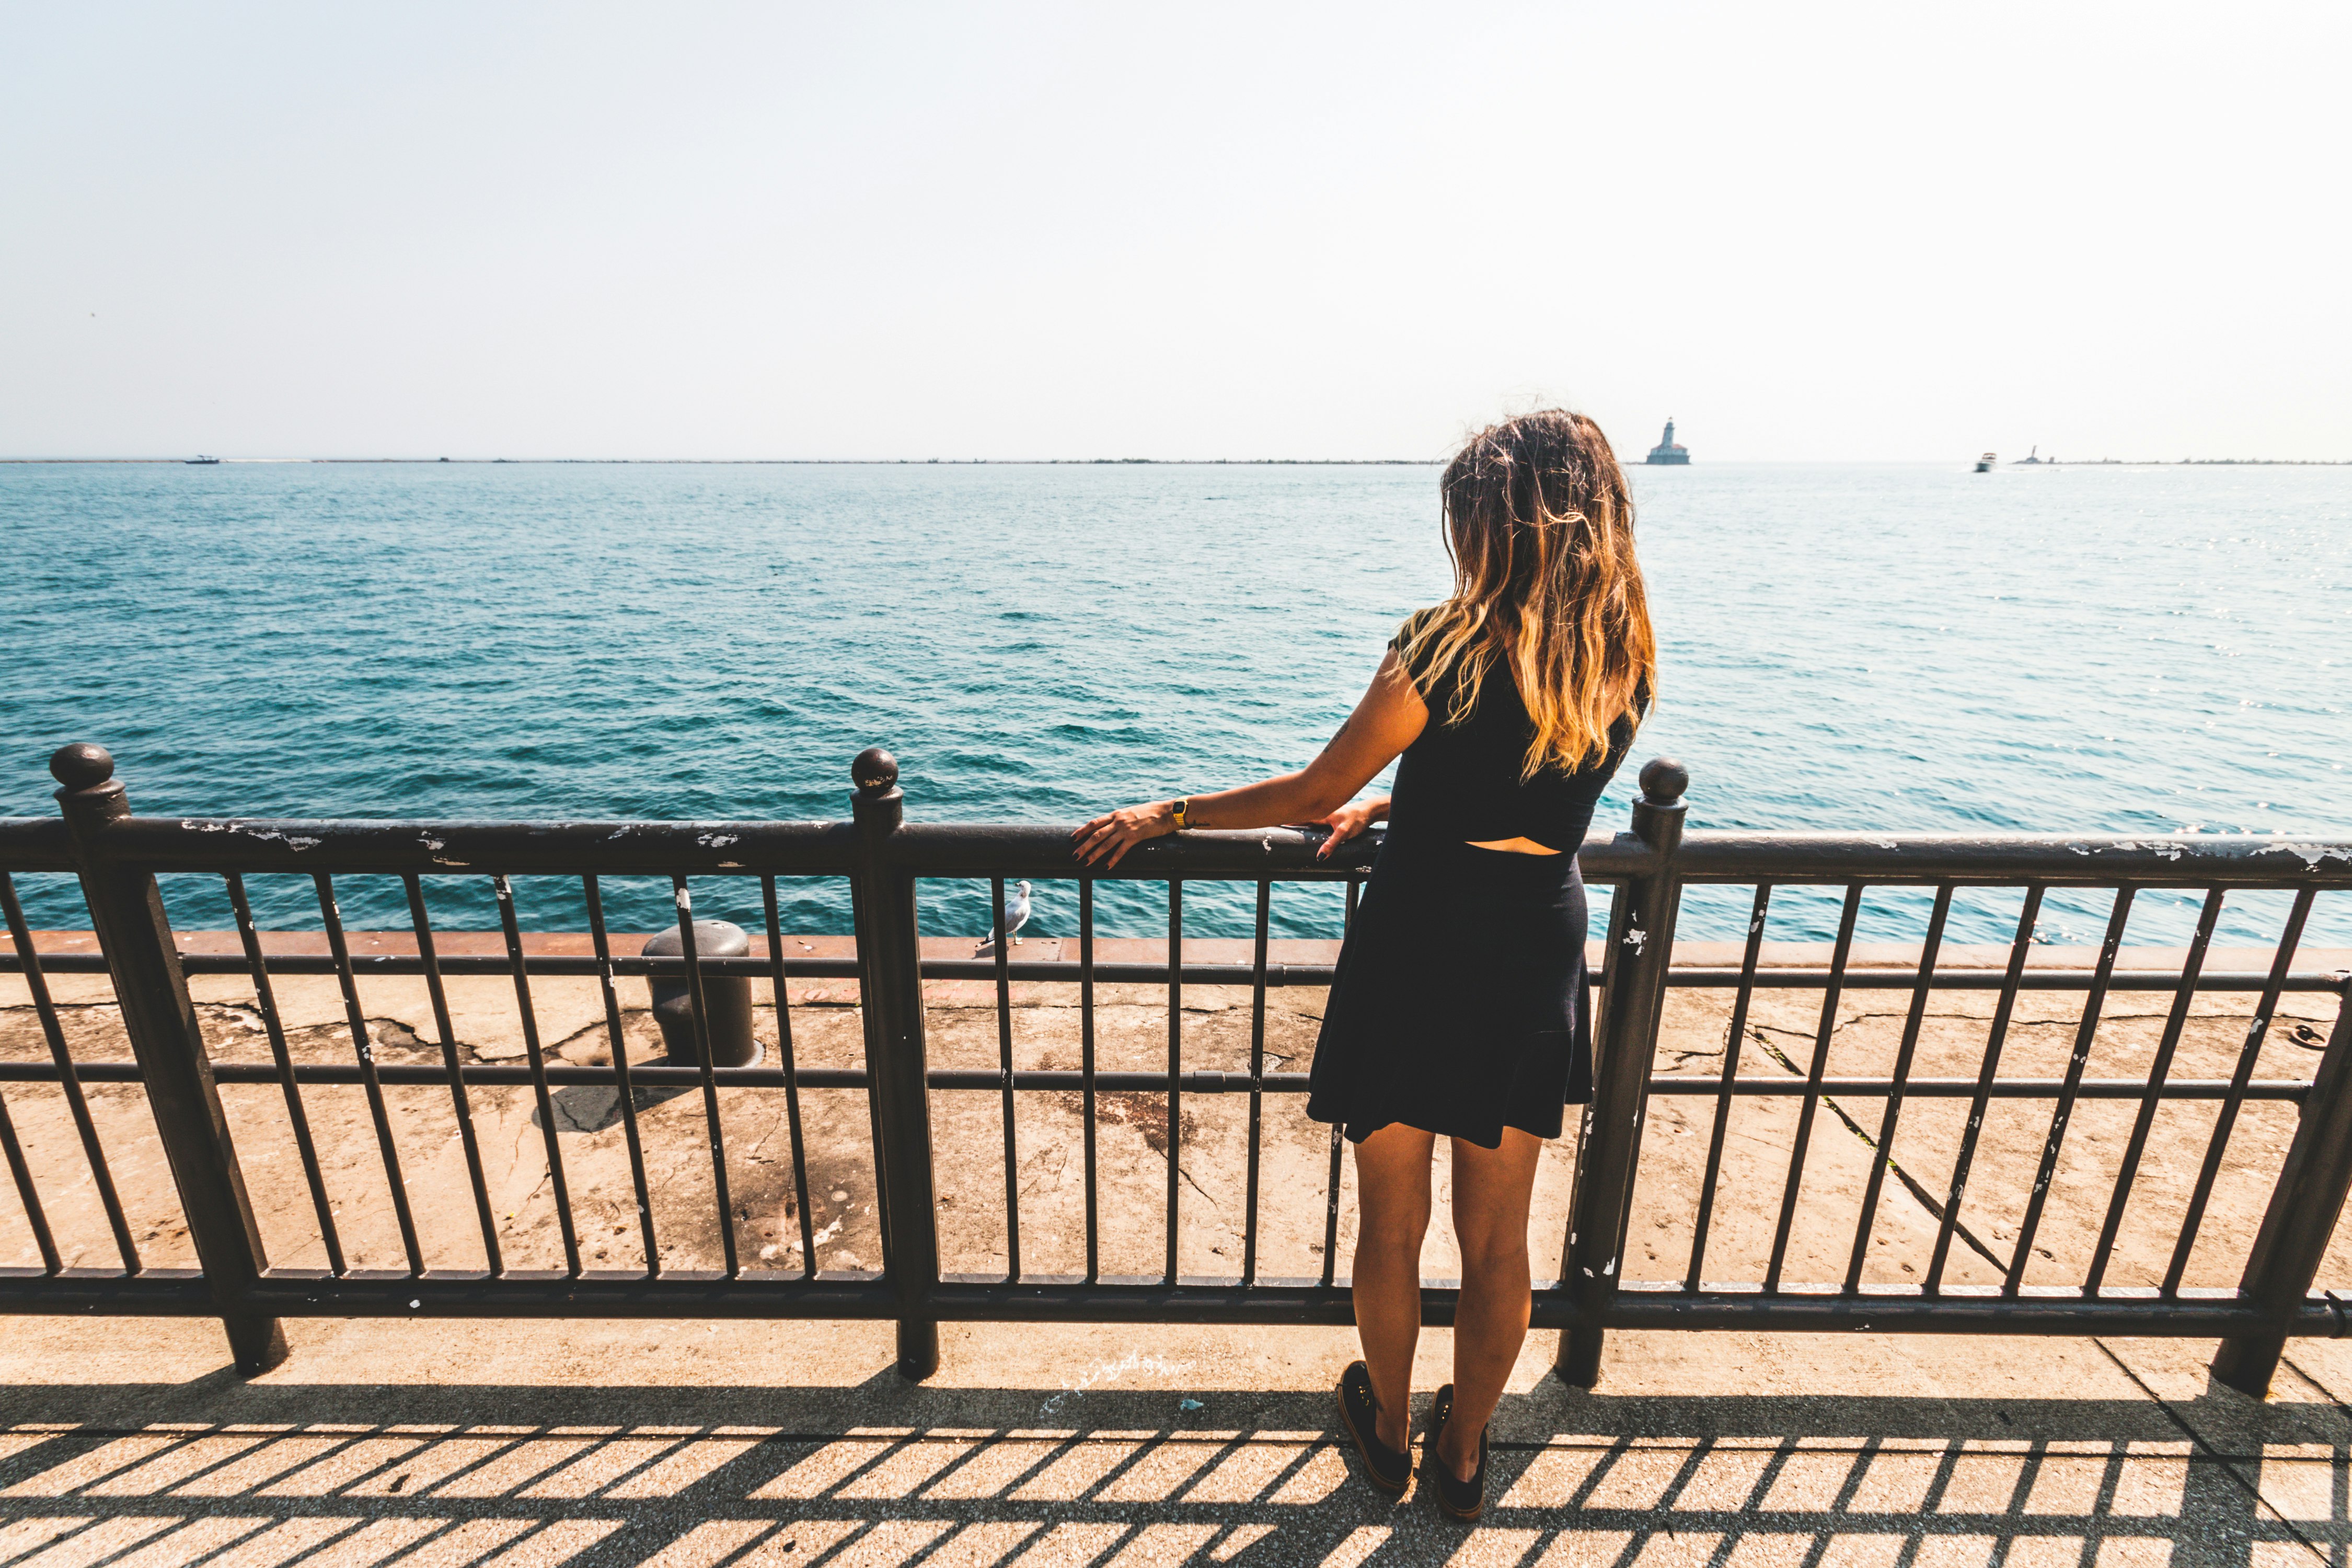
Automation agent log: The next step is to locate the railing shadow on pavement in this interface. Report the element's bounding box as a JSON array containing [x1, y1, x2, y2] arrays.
[[0, 1352, 2345, 1568]]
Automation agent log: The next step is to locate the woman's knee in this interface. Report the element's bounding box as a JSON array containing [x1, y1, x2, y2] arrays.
[[1452, 1220, 1529, 1280], [1358, 1197, 1433, 1256], [1447, 1129, 1541, 1277]]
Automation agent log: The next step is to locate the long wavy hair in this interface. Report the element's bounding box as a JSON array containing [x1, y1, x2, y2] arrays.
[[1399, 410, 1656, 776]]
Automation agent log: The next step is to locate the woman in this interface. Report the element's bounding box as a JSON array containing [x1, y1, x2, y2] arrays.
[[1075, 409, 1656, 1521]]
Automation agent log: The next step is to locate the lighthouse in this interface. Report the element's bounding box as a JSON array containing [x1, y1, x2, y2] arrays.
[[1645, 419, 1690, 465]]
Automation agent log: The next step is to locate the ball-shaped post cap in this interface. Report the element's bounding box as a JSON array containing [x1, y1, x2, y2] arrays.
[[851, 746, 900, 796], [1639, 756, 1690, 807], [50, 743, 116, 791]]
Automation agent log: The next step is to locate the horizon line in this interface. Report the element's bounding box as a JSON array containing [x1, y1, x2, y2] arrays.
[[7, 456, 2351, 468]]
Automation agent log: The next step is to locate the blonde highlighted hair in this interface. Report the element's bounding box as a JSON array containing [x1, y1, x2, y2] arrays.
[[1399, 410, 1657, 777]]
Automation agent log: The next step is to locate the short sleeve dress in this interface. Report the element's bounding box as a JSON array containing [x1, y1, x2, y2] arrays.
[[1304, 610, 1638, 1147]]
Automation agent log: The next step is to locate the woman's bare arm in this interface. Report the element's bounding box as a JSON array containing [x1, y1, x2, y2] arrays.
[[1074, 651, 1426, 868]]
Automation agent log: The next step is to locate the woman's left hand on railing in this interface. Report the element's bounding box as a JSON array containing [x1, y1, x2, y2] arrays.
[[1311, 796, 1389, 860], [1074, 802, 1178, 868]]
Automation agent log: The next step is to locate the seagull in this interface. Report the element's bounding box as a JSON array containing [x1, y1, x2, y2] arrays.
[[976, 881, 1033, 954]]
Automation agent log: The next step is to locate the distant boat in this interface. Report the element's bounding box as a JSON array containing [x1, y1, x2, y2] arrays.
[[1644, 419, 1690, 465], [2013, 446, 2047, 466], [1974, 452, 1997, 472], [186, 455, 221, 465]]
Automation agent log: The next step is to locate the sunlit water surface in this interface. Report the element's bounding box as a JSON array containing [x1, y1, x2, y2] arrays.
[[4, 461, 2346, 949]]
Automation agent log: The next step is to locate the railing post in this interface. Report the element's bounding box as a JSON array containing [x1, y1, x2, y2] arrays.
[[49, 744, 285, 1375], [849, 747, 941, 1381], [1557, 757, 1688, 1389], [2212, 972, 2352, 1397]]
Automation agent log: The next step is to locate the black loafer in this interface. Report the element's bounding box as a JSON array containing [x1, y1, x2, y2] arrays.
[[1423, 1382, 1489, 1521], [1335, 1360, 1411, 1496]]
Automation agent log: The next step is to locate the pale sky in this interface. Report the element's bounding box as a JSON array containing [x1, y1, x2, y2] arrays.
[[4, 2, 2346, 462]]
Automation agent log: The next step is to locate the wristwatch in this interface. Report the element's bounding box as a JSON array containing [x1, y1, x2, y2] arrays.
[[1171, 798, 1191, 831]]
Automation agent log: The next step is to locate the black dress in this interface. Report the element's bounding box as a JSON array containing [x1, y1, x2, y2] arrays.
[[1305, 610, 1636, 1148]]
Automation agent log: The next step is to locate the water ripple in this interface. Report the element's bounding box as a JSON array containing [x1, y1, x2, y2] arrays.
[[2, 460, 2346, 947]]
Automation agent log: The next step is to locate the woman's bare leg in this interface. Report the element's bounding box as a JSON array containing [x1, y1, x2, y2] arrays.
[[1438, 1128, 1544, 1480], [1350, 1123, 1436, 1451]]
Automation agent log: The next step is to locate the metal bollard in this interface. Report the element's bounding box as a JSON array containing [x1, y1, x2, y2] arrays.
[[642, 921, 759, 1067]]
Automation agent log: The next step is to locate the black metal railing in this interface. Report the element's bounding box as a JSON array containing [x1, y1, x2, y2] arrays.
[[2, 743, 2348, 1399]]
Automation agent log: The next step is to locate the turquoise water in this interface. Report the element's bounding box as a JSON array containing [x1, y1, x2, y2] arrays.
[[4, 460, 2347, 948]]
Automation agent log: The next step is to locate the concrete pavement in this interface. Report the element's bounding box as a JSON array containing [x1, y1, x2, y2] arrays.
[[2, 1315, 2351, 1566]]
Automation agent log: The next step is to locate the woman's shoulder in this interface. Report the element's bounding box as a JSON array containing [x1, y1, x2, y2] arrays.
[[1388, 606, 1452, 697]]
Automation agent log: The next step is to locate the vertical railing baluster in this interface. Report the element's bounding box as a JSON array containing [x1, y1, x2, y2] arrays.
[[1, 868, 141, 1273], [0, 1087, 57, 1273], [1242, 879, 1270, 1286], [2085, 888, 2226, 1293], [225, 873, 344, 1276], [403, 874, 502, 1276], [314, 873, 425, 1275], [1165, 879, 1183, 1286], [758, 877, 818, 1279], [1843, 884, 1953, 1293], [1080, 877, 1098, 1285], [2161, 888, 2314, 1297], [670, 877, 740, 1278], [49, 744, 282, 1374], [1322, 872, 1357, 1289], [0, 877, 63, 1274], [494, 874, 582, 1277], [1571, 875, 1633, 1300], [1765, 883, 1865, 1292], [1320, 1126, 1344, 1288], [1686, 883, 1770, 1292], [850, 748, 941, 1380], [990, 877, 1021, 1282], [1558, 759, 1688, 1388], [2003, 887, 2134, 1294], [584, 877, 660, 1277], [1923, 884, 2046, 1293], [2214, 967, 2352, 1396]]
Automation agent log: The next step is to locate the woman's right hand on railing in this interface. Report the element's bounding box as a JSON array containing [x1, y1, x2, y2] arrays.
[[1312, 797, 1388, 860], [1073, 801, 1178, 869]]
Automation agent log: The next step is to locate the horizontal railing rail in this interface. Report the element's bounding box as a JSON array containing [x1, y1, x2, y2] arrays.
[[2, 741, 2348, 1397], [7, 949, 2345, 993], [0, 1058, 2320, 1101], [12, 815, 2350, 885]]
